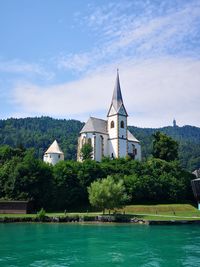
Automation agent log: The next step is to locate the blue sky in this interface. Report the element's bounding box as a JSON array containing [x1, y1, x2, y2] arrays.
[[0, 0, 200, 127]]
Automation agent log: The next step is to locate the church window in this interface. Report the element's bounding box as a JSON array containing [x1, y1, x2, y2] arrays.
[[82, 137, 86, 146], [100, 135, 104, 156], [120, 120, 124, 128], [111, 121, 114, 128], [58, 155, 60, 159], [88, 138, 92, 145], [111, 153, 114, 159], [132, 144, 137, 155]]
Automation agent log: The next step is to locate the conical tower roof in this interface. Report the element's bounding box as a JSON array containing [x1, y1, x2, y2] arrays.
[[107, 70, 128, 116], [45, 140, 64, 155]]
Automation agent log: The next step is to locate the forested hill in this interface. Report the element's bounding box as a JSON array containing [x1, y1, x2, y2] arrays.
[[0, 117, 199, 171], [129, 125, 200, 171], [0, 117, 84, 161]]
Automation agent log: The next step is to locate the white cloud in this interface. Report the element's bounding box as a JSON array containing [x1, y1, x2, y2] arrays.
[[11, 56, 200, 128], [0, 59, 54, 80]]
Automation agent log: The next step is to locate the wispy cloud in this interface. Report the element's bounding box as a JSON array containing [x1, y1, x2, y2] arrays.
[[57, 0, 200, 72], [0, 59, 54, 80]]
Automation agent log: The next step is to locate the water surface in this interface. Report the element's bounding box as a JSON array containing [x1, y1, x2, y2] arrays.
[[0, 223, 200, 267]]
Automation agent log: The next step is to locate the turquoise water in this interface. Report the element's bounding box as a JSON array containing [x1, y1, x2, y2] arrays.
[[0, 223, 200, 267]]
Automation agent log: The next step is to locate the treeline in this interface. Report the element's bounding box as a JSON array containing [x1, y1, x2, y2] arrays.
[[0, 117, 200, 171], [0, 117, 83, 160], [129, 125, 200, 171], [0, 145, 195, 211]]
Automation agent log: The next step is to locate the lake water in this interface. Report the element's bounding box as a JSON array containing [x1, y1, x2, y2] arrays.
[[0, 223, 200, 267]]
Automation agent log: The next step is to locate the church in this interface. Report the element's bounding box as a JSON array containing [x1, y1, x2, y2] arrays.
[[77, 71, 141, 162]]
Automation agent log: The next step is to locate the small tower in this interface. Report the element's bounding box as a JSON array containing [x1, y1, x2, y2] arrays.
[[43, 140, 64, 165], [107, 70, 128, 158], [173, 119, 177, 127]]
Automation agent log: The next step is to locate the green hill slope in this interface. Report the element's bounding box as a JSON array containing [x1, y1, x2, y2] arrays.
[[0, 117, 199, 171], [129, 125, 200, 171]]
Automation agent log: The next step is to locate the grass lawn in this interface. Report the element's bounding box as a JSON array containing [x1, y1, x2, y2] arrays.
[[120, 204, 200, 220], [0, 204, 200, 221]]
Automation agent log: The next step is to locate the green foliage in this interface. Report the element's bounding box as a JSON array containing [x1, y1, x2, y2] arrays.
[[152, 131, 179, 161], [53, 160, 82, 210], [0, 146, 54, 210], [0, 144, 196, 211], [0, 117, 83, 160], [88, 176, 128, 213], [123, 158, 194, 203], [37, 208, 46, 220], [80, 143, 93, 161], [129, 125, 200, 171], [0, 117, 199, 170]]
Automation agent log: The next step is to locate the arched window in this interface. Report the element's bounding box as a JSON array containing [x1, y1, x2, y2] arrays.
[[100, 135, 104, 156], [120, 120, 124, 128], [87, 138, 92, 145], [132, 144, 137, 155], [82, 137, 86, 146], [111, 121, 114, 128]]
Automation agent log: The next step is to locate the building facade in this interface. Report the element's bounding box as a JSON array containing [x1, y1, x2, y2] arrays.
[[43, 140, 64, 165], [77, 72, 141, 162]]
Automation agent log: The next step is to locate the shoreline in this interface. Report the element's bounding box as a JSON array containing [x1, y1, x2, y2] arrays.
[[1, 215, 200, 225]]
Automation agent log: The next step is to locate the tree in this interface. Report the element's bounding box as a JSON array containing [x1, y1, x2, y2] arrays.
[[80, 143, 93, 161], [53, 160, 83, 210], [152, 131, 179, 161], [0, 147, 54, 210], [88, 176, 128, 213]]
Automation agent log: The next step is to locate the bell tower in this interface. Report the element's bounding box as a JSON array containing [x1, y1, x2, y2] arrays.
[[107, 70, 128, 158]]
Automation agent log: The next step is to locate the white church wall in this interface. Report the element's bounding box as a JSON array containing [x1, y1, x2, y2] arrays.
[[108, 139, 118, 158], [107, 116, 118, 139], [119, 138, 127, 157], [43, 153, 64, 165]]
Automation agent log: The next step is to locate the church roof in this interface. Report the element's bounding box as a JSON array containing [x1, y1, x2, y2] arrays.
[[127, 130, 140, 143], [80, 117, 108, 134], [107, 70, 128, 116], [45, 140, 64, 154]]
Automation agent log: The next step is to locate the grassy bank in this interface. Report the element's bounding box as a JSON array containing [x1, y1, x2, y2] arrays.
[[0, 204, 199, 221]]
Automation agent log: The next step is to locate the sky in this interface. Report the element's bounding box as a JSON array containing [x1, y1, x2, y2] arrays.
[[0, 0, 200, 128]]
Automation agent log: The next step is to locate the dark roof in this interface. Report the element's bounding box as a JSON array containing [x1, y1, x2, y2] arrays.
[[107, 71, 128, 116], [80, 117, 108, 134]]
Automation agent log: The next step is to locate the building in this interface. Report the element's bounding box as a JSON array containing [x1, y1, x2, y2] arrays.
[[43, 140, 64, 165], [77, 71, 141, 162], [173, 119, 177, 127]]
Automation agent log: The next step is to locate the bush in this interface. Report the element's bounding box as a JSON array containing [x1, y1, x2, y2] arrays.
[[37, 208, 47, 221]]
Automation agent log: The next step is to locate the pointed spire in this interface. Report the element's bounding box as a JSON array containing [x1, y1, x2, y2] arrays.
[[107, 70, 128, 116], [112, 69, 123, 111]]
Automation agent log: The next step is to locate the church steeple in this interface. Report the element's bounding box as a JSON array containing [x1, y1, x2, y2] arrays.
[[107, 70, 128, 117]]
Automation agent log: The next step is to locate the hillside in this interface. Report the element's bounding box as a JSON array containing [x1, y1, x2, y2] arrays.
[[0, 117, 199, 171], [129, 125, 200, 171]]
